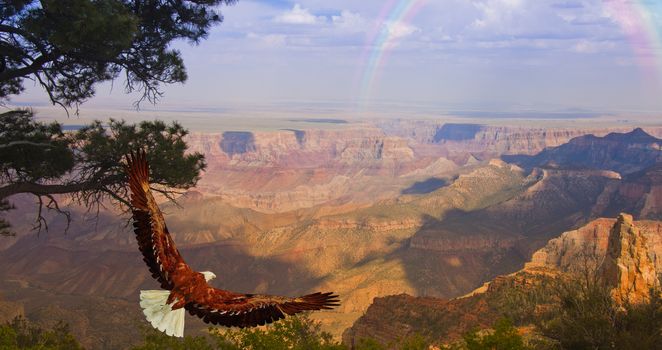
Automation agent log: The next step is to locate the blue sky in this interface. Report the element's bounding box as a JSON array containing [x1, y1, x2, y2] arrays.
[[14, 0, 662, 115]]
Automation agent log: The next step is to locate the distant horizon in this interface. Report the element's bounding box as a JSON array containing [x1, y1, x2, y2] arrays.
[[8, 101, 662, 133]]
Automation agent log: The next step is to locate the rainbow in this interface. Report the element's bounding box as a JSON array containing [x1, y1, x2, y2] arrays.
[[356, 0, 428, 105], [601, 0, 662, 83]]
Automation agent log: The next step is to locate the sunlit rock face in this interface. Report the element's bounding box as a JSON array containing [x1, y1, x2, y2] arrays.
[[528, 212, 662, 306], [527, 217, 662, 276], [601, 213, 658, 305]]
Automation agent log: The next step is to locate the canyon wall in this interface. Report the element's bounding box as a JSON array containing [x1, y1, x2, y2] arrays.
[[2, 122, 662, 348], [184, 122, 662, 213]]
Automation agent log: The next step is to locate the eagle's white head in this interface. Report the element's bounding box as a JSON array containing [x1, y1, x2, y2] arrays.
[[201, 271, 216, 282]]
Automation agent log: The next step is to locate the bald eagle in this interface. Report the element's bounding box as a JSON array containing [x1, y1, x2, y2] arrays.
[[126, 151, 339, 337]]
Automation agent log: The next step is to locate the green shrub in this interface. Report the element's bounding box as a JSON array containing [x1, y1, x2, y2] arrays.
[[132, 315, 346, 350], [539, 273, 662, 349], [354, 338, 386, 350], [0, 316, 83, 350], [398, 333, 430, 350], [213, 315, 345, 350], [462, 318, 530, 350]]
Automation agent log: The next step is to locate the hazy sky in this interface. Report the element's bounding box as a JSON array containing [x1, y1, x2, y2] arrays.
[[13, 0, 662, 115]]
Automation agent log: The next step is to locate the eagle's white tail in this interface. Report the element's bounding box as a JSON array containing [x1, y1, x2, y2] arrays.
[[140, 290, 185, 337]]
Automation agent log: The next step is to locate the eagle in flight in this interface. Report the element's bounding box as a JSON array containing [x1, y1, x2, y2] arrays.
[[126, 150, 339, 337]]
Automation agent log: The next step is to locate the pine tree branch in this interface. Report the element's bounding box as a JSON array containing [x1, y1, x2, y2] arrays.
[[0, 141, 56, 149], [0, 180, 109, 200]]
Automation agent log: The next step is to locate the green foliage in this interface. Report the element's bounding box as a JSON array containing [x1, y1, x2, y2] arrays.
[[352, 334, 431, 350], [487, 274, 558, 325], [540, 283, 662, 350], [132, 315, 346, 350], [74, 118, 205, 190], [482, 253, 662, 349], [1, 0, 237, 108], [535, 251, 662, 349], [539, 275, 616, 349], [398, 333, 430, 350], [213, 315, 345, 350], [354, 338, 386, 350], [0, 109, 74, 182], [462, 319, 530, 350], [0, 109, 205, 233], [614, 290, 662, 349], [132, 326, 215, 350], [27, 0, 137, 57], [0, 316, 83, 349], [133, 316, 433, 350]]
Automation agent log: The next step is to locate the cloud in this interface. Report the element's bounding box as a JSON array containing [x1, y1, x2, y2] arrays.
[[551, 1, 584, 9], [472, 0, 524, 29], [247, 32, 287, 47], [573, 40, 596, 53], [573, 39, 615, 53], [386, 21, 420, 40], [331, 10, 367, 32], [231, 0, 629, 55], [274, 4, 325, 24]]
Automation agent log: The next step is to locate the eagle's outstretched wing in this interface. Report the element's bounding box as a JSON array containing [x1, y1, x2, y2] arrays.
[[126, 150, 191, 290], [126, 150, 340, 328], [185, 290, 339, 328]]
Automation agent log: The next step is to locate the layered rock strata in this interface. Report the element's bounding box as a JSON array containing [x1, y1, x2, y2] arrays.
[[601, 213, 658, 305]]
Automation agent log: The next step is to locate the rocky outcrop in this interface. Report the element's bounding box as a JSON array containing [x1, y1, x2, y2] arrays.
[[503, 128, 662, 175], [342, 293, 494, 348], [341, 270, 553, 348], [338, 137, 414, 163], [527, 218, 614, 271], [379, 120, 662, 155], [344, 216, 662, 347], [620, 164, 662, 219], [187, 127, 407, 167], [601, 213, 658, 305], [526, 217, 662, 276], [518, 214, 662, 306], [184, 128, 431, 212]]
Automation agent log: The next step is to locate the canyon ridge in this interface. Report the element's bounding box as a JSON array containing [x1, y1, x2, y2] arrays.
[[1, 118, 661, 349]]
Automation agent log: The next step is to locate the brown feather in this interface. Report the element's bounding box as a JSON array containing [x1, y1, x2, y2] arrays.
[[183, 290, 339, 328]]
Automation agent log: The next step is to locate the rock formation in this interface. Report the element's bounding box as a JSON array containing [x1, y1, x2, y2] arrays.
[[526, 218, 662, 272], [503, 128, 662, 176], [528, 214, 662, 305], [344, 215, 662, 346], [601, 213, 658, 305], [378, 120, 662, 155]]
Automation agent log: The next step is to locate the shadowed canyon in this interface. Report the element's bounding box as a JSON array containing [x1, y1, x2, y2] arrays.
[[1, 119, 662, 349]]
